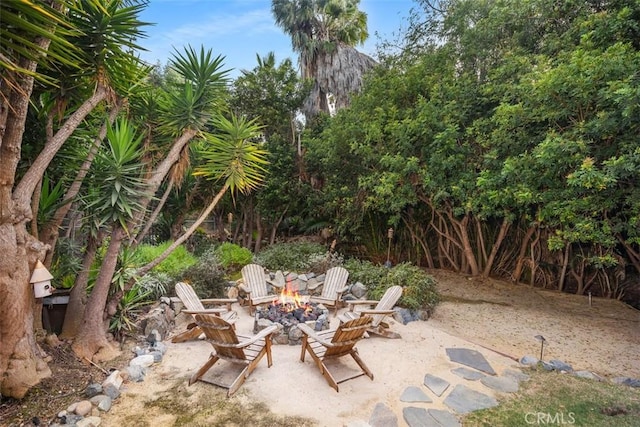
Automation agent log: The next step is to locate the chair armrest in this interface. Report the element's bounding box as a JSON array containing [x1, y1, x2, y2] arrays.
[[266, 280, 284, 289], [200, 298, 236, 304], [183, 308, 228, 315], [201, 298, 236, 310], [336, 286, 349, 294], [297, 323, 334, 348], [357, 309, 395, 316], [236, 325, 278, 348], [346, 300, 378, 311]]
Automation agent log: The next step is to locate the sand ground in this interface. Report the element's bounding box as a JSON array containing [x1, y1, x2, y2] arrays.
[[100, 270, 640, 426]]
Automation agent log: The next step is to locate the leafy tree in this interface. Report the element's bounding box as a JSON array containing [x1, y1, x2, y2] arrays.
[[230, 52, 310, 248]]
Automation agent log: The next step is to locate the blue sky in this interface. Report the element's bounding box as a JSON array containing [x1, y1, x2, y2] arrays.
[[138, 0, 416, 78]]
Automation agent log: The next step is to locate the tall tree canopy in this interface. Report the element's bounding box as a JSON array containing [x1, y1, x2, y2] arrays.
[[303, 0, 640, 302], [272, 0, 377, 118]]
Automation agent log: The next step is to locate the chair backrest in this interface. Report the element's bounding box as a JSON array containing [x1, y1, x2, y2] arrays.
[[241, 264, 269, 298], [193, 313, 246, 361], [325, 315, 372, 358], [321, 266, 349, 299], [371, 285, 403, 326], [175, 282, 205, 311]]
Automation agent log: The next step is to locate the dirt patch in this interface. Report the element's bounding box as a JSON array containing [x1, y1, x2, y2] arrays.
[[427, 269, 640, 378], [1, 269, 638, 426]]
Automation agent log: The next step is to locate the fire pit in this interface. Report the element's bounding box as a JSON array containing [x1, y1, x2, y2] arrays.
[[253, 282, 329, 345]]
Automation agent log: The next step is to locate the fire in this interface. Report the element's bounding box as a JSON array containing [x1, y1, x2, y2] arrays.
[[275, 282, 309, 312]]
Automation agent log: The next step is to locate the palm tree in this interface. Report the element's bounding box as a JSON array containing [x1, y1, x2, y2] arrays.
[[134, 113, 267, 276], [271, 0, 377, 118], [0, 0, 147, 398], [72, 117, 147, 361]]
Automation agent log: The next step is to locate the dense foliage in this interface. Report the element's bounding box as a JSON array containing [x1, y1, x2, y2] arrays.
[[254, 241, 328, 271], [344, 259, 440, 311], [180, 248, 229, 299], [302, 0, 640, 302], [133, 241, 198, 277]]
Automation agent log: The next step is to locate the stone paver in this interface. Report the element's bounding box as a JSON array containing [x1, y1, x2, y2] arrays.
[[481, 376, 519, 393], [443, 384, 499, 414], [446, 348, 496, 375], [369, 402, 398, 427], [402, 407, 437, 427], [451, 367, 485, 381], [428, 409, 461, 427], [401, 386, 433, 402], [424, 374, 450, 397]]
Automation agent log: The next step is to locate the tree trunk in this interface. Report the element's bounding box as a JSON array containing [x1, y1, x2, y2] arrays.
[[270, 207, 288, 245], [105, 185, 230, 315], [0, 30, 55, 399], [254, 212, 263, 253], [133, 178, 174, 246], [59, 232, 101, 339], [13, 86, 108, 208], [482, 217, 510, 278], [127, 128, 199, 237], [72, 226, 124, 362], [512, 224, 536, 283], [42, 100, 121, 267]]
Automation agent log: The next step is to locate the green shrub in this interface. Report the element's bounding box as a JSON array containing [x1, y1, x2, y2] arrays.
[[180, 248, 228, 298], [109, 282, 154, 340], [343, 258, 388, 288], [136, 272, 171, 299], [382, 263, 440, 310], [254, 241, 327, 271], [133, 241, 197, 278], [345, 260, 439, 311], [214, 242, 252, 271], [50, 238, 83, 289]]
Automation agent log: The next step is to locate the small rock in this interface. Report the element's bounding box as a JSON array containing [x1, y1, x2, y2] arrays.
[[123, 364, 146, 382], [130, 354, 155, 368], [612, 377, 640, 388], [350, 282, 368, 299], [146, 329, 161, 344], [149, 350, 163, 363], [573, 370, 600, 381], [90, 395, 113, 412], [153, 341, 168, 355], [84, 383, 103, 398], [74, 400, 93, 416], [548, 359, 573, 372], [77, 415, 102, 427], [519, 355, 539, 366]]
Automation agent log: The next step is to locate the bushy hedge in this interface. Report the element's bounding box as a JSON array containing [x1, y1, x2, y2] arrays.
[[133, 241, 197, 278], [254, 241, 328, 271], [214, 242, 253, 271], [345, 259, 439, 311], [180, 248, 228, 298]]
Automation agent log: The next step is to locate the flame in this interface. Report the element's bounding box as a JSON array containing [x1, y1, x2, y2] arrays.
[[275, 282, 308, 311]]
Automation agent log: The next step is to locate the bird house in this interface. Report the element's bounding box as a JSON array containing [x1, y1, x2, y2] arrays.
[[30, 260, 54, 298]]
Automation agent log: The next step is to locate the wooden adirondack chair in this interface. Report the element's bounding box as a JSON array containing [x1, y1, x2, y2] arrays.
[[188, 313, 278, 397], [240, 263, 282, 315], [308, 266, 349, 316], [339, 285, 403, 339], [171, 282, 238, 343], [297, 315, 374, 392]]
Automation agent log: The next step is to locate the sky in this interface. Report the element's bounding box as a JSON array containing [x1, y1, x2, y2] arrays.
[[138, 0, 417, 78]]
